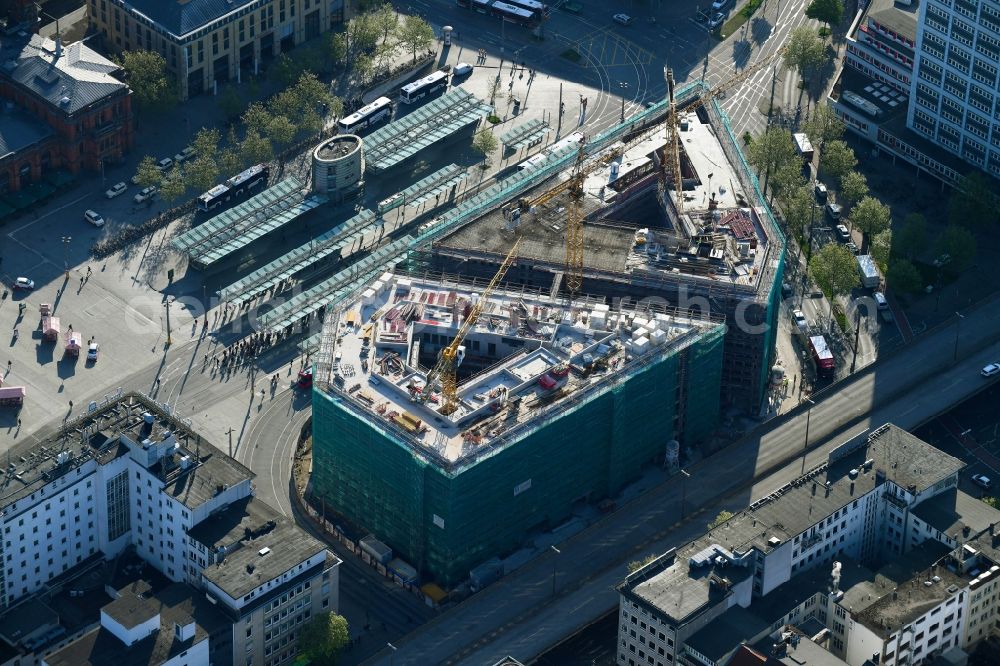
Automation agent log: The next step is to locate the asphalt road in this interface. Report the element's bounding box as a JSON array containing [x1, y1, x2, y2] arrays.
[[363, 291, 1000, 665]]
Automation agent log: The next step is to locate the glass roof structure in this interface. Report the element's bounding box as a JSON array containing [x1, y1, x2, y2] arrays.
[[218, 209, 378, 305], [363, 88, 493, 173], [258, 238, 412, 334], [170, 178, 329, 268], [499, 118, 549, 150], [377, 163, 468, 214]]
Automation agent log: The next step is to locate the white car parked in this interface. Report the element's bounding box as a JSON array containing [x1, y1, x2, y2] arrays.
[[105, 182, 127, 199]]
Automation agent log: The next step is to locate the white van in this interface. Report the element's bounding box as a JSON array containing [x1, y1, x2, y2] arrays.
[[873, 292, 888, 310]]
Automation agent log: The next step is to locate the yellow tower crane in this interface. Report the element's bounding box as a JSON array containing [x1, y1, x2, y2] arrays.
[[514, 47, 788, 297], [418, 237, 522, 415], [662, 47, 788, 215]]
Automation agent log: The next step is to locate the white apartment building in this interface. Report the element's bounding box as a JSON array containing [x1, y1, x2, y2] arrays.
[[0, 392, 339, 666], [908, 0, 1000, 178], [615, 424, 980, 666]]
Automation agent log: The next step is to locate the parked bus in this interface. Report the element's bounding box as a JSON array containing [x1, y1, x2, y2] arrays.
[[338, 96, 393, 134], [197, 164, 270, 212], [808, 335, 835, 380], [469, 0, 538, 25], [506, 0, 549, 17], [516, 132, 584, 171], [400, 70, 449, 104]]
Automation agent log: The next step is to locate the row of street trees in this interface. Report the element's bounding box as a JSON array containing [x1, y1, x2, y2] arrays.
[[132, 72, 341, 203]]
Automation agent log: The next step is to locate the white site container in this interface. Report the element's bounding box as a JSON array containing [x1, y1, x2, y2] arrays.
[[650, 329, 667, 346], [362, 288, 376, 305], [633, 336, 650, 354]]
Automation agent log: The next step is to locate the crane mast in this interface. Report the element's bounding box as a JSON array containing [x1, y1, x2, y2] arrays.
[[419, 238, 522, 415]]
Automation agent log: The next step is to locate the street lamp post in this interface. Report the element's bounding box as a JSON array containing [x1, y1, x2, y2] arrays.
[[387, 642, 397, 666], [164, 299, 173, 346], [619, 82, 629, 123], [680, 469, 691, 519], [801, 397, 815, 474], [60, 236, 71, 278], [550, 545, 560, 596], [953, 311, 965, 362]]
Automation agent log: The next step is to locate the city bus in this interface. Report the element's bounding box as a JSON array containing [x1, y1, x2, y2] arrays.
[[338, 96, 393, 134], [399, 70, 449, 104], [516, 132, 584, 171], [808, 335, 835, 380], [469, 0, 538, 25], [506, 0, 549, 17], [197, 164, 270, 211]]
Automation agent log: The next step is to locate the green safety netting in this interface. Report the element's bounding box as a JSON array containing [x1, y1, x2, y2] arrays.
[[364, 89, 493, 173], [313, 317, 727, 586], [219, 209, 377, 304]]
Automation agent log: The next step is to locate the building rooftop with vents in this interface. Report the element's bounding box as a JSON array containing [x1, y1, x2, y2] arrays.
[[44, 581, 230, 666], [619, 425, 965, 624], [0, 34, 127, 115]]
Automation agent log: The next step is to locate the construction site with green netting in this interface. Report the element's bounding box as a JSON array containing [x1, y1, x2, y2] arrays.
[[310, 90, 785, 588]]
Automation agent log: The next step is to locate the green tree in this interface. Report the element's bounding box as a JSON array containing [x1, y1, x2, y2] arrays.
[[471, 128, 499, 167], [851, 196, 891, 249], [802, 104, 845, 149], [819, 140, 857, 184], [347, 13, 380, 59], [266, 114, 297, 156], [894, 213, 927, 260], [871, 228, 892, 272], [708, 510, 734, 530], [299, 612, 349, 666], [809, 243, 860, 297], [118, 50, 177, 113], [887, 258, 923, 293], [329, 33, 348, 67], [218, 146, 244, 176], [838, 171, 868, 211], [372, 3, 398, 44], [184, 156, 220, 194], [191, 128, 221, 163], [778, 184, 815, 249], [397, 15, 434, 63], [949, 172, 999, 230], [269, 53, 302, 87], [936, 224, 976, 271], [805, 0, 844, 29], [159, 168, 186, 204], [783, 26, 827, 80], [240, 129, 273, 166], [133, 156, 162, 189], [217, 85, 244, 122], [374, 40, 397, 75], [771, 162, 806, 202], [242, 103, 273, 136], [747, 127, 797, 197], [354, 53, 374, 84]]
